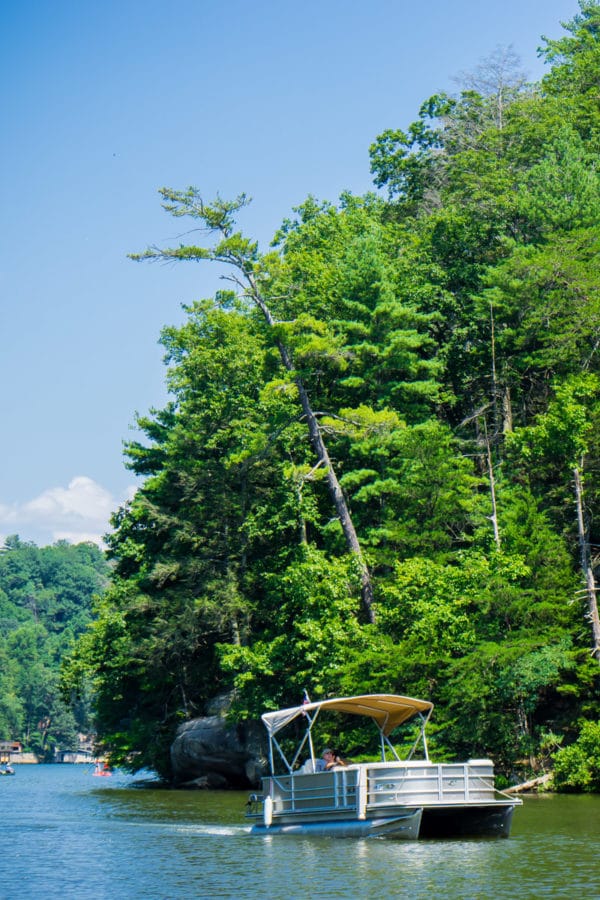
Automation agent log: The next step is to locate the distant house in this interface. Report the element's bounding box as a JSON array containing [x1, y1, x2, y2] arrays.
[[0, 741, 22, 763], [55, 749, 94, 763], [54, 734, 96, 764]]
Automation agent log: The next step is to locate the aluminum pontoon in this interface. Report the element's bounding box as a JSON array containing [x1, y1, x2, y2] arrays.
[[247, 694, 521, 839]]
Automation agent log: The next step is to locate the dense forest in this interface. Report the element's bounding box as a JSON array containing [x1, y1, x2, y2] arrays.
[[0, 537, 110, 757], [65, 2, 600, 787]]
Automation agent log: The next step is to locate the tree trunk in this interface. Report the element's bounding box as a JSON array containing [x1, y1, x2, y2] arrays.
[[486, 434, 501, 550], [502, 384, 513, 434], [133, 197, 376, 625], [294, 376, 375, 622], [504, 774, 552, 794], [574, 465, 600, 661], [249, 275, 375, 624], [481, 418, 501, 550]]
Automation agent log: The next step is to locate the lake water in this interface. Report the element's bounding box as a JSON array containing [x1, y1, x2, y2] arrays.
[[0, 764, 599, 899]]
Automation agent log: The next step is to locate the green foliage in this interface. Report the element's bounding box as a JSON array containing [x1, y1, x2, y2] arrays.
[[68, 3, 600, 785], [378, 552, 523, 652], [552, 720, 600, 792], [435, 638, 575, 769], [510, 374, 599, 469], [0, 538, 109, 754], [219, 548, 368, 718], [541, 1, 600, 143], [506, 374, 600, 544]]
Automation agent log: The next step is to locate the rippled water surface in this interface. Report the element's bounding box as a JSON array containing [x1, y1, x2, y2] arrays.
[[0, 765, 598, 899]]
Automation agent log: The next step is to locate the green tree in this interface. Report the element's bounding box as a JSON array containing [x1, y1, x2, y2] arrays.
[[131, 191, 376, 623], [552, 720, 600, 791], [508, 375, 600, 659], [0, 538, 109, 748], [541, 1, 600, 145], [68, 2, 600, 782]]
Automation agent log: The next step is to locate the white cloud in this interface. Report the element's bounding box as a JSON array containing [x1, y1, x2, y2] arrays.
[[0, 476, 137, 548]]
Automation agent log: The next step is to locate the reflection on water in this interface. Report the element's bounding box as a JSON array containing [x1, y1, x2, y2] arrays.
[[0, 765, 598, 899]]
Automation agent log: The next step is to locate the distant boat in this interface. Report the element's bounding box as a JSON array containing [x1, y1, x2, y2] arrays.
[[93, 762, 112, 777], [0, 766, 15, 776], [246, 694, 521, 839]]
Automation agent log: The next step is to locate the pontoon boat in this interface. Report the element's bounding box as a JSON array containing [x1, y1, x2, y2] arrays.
[[246, 694, 521, 839]]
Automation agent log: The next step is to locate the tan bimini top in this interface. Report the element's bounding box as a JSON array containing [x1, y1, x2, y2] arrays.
[[261, 693, 434, 738]]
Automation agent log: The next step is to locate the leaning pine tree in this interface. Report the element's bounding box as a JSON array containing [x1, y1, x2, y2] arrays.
[[130, 189, 375, 624]]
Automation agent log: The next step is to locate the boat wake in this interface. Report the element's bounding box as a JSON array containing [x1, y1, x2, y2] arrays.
[[180, 824, 251, 837], [145, 822, 251, 837]]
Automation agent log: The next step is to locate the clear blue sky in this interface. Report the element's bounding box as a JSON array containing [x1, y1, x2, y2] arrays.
[[0, 0, 579, 546]]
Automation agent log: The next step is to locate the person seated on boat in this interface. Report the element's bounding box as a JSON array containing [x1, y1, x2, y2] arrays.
[[316, 748, 347, 771]]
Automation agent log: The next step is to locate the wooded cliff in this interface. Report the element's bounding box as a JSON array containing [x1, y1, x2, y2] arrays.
[[64, 3, 600, 787]]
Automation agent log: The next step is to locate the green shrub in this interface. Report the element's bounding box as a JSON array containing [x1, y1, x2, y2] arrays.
[[552, 721, 600, 793]]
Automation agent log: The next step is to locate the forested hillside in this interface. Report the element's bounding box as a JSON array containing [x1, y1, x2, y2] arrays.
[[0, 537, 110, 757], [67, 2, 600, 783]]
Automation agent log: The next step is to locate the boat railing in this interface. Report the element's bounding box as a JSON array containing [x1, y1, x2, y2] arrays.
[[266, 768, 360, 816], [259, 759, 507, 821], [366, 760, 499, 807]]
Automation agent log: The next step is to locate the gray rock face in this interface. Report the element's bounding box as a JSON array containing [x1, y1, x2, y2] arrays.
[[170, 706, 269, 788]]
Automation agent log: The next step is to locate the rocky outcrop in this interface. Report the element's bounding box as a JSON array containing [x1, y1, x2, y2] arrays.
[[170, 696, 269, 789]]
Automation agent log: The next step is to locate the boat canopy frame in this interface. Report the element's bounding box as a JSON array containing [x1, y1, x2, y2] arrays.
[[261, 694, 434, 775]]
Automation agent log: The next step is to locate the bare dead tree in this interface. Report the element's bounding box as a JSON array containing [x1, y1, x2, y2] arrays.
[[573, 465, 600, 661], [454, 44, 528, 130]]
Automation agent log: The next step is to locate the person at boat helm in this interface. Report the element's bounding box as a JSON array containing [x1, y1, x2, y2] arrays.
[[317, 748, 347, 771]]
